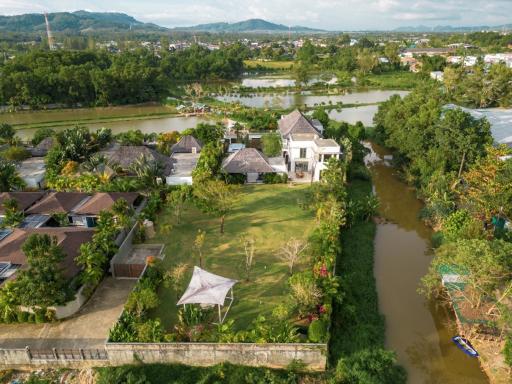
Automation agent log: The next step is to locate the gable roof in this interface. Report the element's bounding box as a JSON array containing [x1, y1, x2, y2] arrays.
[[0, 192, 45, 214], [100, 146, 174, 176], [171, 135, 203, 154], [25, 192, 89, 215], [0, 227, 94, 279], [72, 192, 140, 215], [278, 110, 321, 138], [222, 148, 274, 174]]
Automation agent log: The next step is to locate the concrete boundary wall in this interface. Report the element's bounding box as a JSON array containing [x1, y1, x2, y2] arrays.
[[105, 342, 327, 371], [0, 343, 326, 370]]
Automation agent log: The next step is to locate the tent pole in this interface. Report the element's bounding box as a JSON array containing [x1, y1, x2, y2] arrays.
[[218, 304, 222, 323]]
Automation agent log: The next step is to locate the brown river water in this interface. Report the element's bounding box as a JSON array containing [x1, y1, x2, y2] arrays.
[[367, 142, 489, 384]]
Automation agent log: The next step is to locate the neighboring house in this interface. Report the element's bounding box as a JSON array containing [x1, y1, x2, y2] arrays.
[[222, 148, 281, 183], [278, 110, 341, 182], [24, 192, 90, 228], [0, 192, 45, 225], [24, 191, 141, 228], [100, 145, 175, 179], [0, 227, 94, 284], [17, 158, 46, 189], [71, 192, 142, 227], [167, 135, 203, 185]]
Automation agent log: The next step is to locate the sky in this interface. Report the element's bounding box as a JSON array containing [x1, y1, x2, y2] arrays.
[[1, 0, 512, 30]]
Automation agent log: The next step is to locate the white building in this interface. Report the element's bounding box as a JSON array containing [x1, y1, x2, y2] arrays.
[[278, 110, 342, 182]]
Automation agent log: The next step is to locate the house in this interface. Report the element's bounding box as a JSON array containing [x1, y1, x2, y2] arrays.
[[17, 158, 46, 189], [24, 191, 141, 228], [278, 110, 341, 182], [222, 148, 281, 183], [171, 135, 203, 154], [100, 145, 175, 180], [0, 227, 94, 284], [71, 192, 143, 227], [167, 135, 203, 185]]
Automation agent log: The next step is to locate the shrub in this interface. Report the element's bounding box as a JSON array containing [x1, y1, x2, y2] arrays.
[[1, 146, 30, 161], [34, 308, 46, 323], [504, 335, 512, 368], [224, 173, 246, 184], [308, 319, 328, 343], [16, 311, 29, 323], [27, 313, 36, 323], [31, 127, 55, 146], [263, 173, 288, 184]]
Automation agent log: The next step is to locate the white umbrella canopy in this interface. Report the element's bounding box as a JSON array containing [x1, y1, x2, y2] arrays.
[[177, 266, 237, 306]]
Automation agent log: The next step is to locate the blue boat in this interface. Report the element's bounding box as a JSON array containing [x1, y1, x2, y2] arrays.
[[452, 336, 479, 357]]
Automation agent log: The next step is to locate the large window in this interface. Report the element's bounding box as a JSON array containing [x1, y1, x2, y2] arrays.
[[299, 148, 307, 158]]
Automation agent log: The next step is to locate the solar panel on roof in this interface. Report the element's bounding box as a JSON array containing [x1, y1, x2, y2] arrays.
[[0, 229, 12, 241]]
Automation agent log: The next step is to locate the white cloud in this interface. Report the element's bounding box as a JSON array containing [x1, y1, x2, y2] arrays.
[[0, 0, 511, 30]]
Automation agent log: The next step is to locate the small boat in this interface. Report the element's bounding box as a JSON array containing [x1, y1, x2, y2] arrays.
[[452, 336, 479, 357]]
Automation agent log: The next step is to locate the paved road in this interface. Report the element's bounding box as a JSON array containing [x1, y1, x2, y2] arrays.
[[0, 277, 136, 349]]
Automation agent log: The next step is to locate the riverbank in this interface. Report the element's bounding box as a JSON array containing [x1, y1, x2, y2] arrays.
[[329, 173, 406, 382]]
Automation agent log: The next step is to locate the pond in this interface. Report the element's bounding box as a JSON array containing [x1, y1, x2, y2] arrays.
[[367, 142, 489, 384], [239, 75, 338, 88], [215, 90, 409, 109]]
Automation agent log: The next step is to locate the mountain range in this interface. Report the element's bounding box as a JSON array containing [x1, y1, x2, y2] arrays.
[[173, 19, 325, 33], [393, 24, 512, 32], [0, 11, 164, 33], [0, 12, 324, 34]]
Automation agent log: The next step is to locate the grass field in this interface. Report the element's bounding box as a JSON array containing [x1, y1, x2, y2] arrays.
[[148, 184, 315, 331], [244, 60, 294, 70], [364, 71, 427, 90]]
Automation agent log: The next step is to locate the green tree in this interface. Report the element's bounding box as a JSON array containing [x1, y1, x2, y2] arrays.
[[1, 198, 23, 228], [193, 180, 240, 234], [261, 132, 282, 157], [0, 159, 24, 192], [13, 234, 69, 307], [0, 123, 15, 145], [312, 108, 330, 128]]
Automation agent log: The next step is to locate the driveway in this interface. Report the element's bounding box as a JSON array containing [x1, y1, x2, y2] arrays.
[[0, 277, 136, 349]]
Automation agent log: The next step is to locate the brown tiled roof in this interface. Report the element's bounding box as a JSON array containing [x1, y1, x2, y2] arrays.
[[222, 148, 274, 174], [73, 192, 139, 215], [171, 135, 203, 154], [101, 146, 174, 176], [278, 110, 320, 138], [0, 227, 94, 279], [25, 192, 89, 215], [0, 192, 45, 214]]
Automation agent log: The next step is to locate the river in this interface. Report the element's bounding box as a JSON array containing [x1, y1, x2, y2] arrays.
[[366, 143, 489, 384]]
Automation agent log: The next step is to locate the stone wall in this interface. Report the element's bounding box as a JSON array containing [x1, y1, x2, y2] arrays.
[[105, 342, 327, 371]]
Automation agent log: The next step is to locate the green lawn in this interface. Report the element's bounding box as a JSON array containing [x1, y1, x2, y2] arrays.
[[148, 184, 315, 331]]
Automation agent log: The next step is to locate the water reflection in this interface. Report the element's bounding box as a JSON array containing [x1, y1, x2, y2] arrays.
[[367, 143, 488, 384]]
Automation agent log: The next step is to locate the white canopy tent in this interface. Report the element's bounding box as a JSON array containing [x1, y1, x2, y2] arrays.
[[177, 266, 237, 323]]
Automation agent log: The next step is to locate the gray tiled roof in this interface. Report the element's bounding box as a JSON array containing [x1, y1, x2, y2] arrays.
[[171, 135, 203, 154], [222, 148, 274, 174], [100, 146, 174, 176], [278, 110, 321, 138]]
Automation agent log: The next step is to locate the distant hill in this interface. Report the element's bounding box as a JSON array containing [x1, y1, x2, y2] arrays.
[[394, 24, 512, 33], [0, 10, 165, 33], [174, 18, 325, 33]]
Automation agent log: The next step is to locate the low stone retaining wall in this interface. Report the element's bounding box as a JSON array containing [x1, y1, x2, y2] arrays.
[[105, 342, 327, 371]]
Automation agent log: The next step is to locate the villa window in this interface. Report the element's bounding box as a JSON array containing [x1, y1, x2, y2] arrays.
[[299, 148, 307, 158]]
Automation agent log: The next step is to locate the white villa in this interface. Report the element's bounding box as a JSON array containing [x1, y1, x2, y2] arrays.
[[278, 110, 342, 182]]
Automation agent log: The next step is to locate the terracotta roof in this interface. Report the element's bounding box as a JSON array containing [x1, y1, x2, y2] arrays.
[[171, 135, 203, 154], [0, 227, 94, 279], [25, 192, 89, 215], [0, 192, 45, 214], [100, 146, 174, 176], [222, 148, 274, 174], [278, 110, 320, 138], [73, 192, 140, 215]]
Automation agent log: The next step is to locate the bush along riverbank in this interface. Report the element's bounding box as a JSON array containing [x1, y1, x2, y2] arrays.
[[374, 83, 512, 383]]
